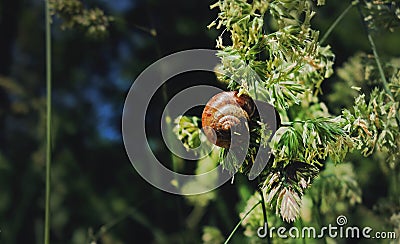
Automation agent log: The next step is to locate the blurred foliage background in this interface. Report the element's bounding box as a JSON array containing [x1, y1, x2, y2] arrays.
[[0, 0, 399, 243]]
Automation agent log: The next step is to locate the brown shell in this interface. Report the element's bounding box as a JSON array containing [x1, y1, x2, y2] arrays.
[[201, 91, 255, 148]]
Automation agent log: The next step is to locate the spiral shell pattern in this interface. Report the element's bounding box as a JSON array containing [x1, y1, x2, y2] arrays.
[[201, 91, 255, 148]]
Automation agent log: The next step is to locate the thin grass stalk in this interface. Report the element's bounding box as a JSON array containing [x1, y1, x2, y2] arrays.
[[320, 1, 357, 44], [44, 0, 52, 243], [224, 201, 261, 244]]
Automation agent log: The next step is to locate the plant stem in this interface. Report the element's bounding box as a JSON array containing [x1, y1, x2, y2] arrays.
[[258, 188, 271, 244], [44, 0, 52, 243], [320, 1, 357, 44], [224, 201, 261, 244]]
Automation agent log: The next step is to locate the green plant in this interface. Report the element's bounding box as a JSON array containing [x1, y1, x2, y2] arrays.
[[173, 0, 400, 242], [49, 0, 113, 36], [42, 1, 114, 243]]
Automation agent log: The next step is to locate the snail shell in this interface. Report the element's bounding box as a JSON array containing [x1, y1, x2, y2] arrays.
[[201, 91, 255, 148]]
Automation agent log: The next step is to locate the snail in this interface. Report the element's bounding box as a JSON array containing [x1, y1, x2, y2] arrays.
[[201, 91, 256, 148]]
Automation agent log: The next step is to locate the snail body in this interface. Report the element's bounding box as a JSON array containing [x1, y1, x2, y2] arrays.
[[201, 91, 255, 148]]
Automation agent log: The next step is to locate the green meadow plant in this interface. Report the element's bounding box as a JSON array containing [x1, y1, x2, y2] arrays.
[[174, 0, 400, 242]]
